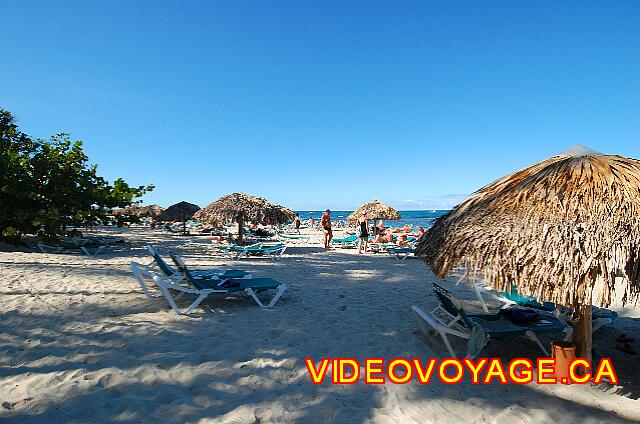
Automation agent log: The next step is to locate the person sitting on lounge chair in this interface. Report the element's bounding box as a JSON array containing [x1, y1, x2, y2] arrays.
[[397, 234, 409, 246], [372, 232, 393, 244]]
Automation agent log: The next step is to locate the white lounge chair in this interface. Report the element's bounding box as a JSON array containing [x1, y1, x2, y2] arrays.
[[131, 261, 287, 314], [130, 262, 215, 315], [37, 243, 64, 254], [277, 233, 312, 244], [39, 240, 108, 257], [412, 283, 569, 358], [386, 246, 416, 260], [80, 245, 108, 257]]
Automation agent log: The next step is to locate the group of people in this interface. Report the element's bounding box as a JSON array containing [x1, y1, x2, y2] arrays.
[[292, 210, 334, 249], [294, 210, 426, 253]]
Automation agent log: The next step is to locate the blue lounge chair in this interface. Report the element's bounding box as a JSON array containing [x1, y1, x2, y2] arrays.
[[386, 246, 416, 260], [167, 250, 251, 281], [224, 243, 287, 260], [147, 244, 250, 282], [169, 251, 287, 308], [131, 261, 287, 314], [331, 234, 358, 248], [496, 286, 618, 338], [412, 283, 568, 358], [277, 233, 312, 244]]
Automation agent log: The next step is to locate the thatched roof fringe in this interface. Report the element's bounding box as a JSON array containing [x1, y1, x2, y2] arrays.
[[194, 193, 294, 226], [114, 204, 164, 218], [347, 200, 400, 222], [416, 154, 640, 308]]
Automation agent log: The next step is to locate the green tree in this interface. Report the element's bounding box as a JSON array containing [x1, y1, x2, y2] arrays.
[[0, 108, 153, 242], [0, 110, 40, 241]]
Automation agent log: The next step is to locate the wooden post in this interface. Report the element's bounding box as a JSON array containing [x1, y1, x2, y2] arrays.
[[237, 215, 244, 246], [573, 303, 593, 362]]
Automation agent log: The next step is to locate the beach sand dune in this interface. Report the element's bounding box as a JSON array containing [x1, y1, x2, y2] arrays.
[[0, 228, 638, 423]]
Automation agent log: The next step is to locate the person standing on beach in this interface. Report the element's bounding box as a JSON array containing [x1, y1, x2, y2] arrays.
[[357, 211, 370, 254], [294, 213, 301, 234], [321, 209, 332, 248]]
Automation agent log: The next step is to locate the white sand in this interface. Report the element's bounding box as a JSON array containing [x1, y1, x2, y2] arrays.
[[0, 227, 638, 423]]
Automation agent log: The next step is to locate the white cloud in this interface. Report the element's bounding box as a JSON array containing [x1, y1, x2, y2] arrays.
[[388, 194, 469, 210]]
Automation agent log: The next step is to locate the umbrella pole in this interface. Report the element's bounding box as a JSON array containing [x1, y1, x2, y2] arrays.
[[573, 304, 593, 362], [237, 216, 244, 246]]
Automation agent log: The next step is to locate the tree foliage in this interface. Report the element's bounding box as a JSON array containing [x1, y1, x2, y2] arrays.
[[0, 109, 153, 242]]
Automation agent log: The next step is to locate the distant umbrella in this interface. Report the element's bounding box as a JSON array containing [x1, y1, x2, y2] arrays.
[[194, 193, 294, 245], [157, 201, 200, 222], [348, 200, 400, 234], [416, 145, 640, 358], [347, 200, 400, 222], [114, 204, 164, 218]]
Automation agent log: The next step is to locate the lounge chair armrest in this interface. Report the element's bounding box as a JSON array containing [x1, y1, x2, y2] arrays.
[[153, 276, 201, 294]]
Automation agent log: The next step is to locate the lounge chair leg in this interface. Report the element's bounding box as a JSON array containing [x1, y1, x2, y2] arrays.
[[81, 246, 107, 258], [525, 330, 549, 356], [159, 285, 212, 315], [440, 332, 457, 358], [268, 246, 286, 261], [183, 290, 213, 315], [244, 284, 287, 308], [473, 283, 489, 313], [267, 284, 287, 307], [245, 287, 266, 307], [131, 263, 163, 299]]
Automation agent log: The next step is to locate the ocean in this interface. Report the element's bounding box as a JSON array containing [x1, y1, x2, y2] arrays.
[[295, 210, 450, 229]]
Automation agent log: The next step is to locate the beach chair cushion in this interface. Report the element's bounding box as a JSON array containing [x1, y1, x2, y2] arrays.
[[190, 277, 281, 292], [332, 235, 357, 244], [167, 251, 251, 282], [499, 285, 618, 324]]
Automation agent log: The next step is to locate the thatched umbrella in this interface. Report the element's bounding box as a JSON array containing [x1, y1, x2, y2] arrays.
[[158, 201, 201, 234], [416, 145, 640, 359], [157, 201, 200, 222], [194, 193, 294, 245], [348, 200, 400, 234], [115, 204, 164, 218]]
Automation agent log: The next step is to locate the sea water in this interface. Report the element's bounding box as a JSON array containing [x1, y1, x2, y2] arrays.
[[295, 210, 449, 229]]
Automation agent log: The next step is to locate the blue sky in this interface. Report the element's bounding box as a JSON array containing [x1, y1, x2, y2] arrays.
[[2, 1, 639, 210]]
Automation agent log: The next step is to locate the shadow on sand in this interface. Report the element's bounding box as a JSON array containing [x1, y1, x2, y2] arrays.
[[0, 241, 638, 423]]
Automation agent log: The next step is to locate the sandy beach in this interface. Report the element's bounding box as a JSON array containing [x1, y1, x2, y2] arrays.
[[1, 227, 638, 423], [3, 1, 638, 422]]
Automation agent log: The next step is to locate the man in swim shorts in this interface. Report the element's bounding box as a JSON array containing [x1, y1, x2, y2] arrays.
[[321, 209, 332, 248]]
